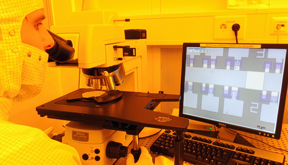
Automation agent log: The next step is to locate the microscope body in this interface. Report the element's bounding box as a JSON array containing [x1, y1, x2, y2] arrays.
[[48, 10, 147, 91], [45, 1, 187, 164], [46, 1, 148, 164]]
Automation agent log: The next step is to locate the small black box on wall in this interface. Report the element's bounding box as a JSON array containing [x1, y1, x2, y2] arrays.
[[125, 29, 147, 39]]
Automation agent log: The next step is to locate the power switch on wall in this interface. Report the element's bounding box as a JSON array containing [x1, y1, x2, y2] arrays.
[[270, 17, 288, 35]]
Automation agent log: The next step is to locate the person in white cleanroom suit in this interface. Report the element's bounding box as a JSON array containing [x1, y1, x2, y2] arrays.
[[0, 0, 82, 164], [0, 0, 178, 164]]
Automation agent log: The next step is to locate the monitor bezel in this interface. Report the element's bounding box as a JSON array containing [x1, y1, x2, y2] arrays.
[[179, 43, 288, 139]]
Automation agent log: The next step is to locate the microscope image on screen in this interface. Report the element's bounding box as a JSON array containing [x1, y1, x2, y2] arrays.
[[183, 46, 286, 134]]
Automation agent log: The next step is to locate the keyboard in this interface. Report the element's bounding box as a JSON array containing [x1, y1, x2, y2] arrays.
[[150, 130, 285, 165]]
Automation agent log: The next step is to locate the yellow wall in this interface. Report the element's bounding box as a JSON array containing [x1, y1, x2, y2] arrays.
[[92, 0, 288, 16], [99, 0, 227, 15]]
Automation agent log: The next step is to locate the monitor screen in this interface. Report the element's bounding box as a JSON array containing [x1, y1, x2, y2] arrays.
[[179, 43, 288, 139]]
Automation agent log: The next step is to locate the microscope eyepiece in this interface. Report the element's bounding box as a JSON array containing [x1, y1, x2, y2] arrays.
[[46, 30, 75, 62]]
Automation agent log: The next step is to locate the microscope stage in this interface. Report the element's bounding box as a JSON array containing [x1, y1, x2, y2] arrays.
[[36, 89, 189, 133]]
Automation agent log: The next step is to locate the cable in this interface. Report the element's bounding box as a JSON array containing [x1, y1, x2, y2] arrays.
[[276, 24, 284, 44], [78, 68, 81, 89], [227, 128, 288, 153], [277, 27, 280, 44], [232, 23, 240, 44]]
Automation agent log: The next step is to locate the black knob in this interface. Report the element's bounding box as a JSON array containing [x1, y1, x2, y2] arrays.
[[95, 156, 100, 161], [82, 154, 89, 160], [106, 141, 128, 159], [94, 149, 100, 154], [131, 148, 141, 163]]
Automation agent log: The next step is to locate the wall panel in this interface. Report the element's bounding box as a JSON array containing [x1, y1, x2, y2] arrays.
[[161, 0, 227, 14]]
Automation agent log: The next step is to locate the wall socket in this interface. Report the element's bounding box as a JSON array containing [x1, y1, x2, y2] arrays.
[[270, 17, 288, 35], [214, 15, 246, 40]]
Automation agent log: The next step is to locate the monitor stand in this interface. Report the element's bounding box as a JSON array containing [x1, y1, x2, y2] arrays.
[[187, 126, 255, 148], [217, 127, 255, 147], [186, 120, 219, 138]]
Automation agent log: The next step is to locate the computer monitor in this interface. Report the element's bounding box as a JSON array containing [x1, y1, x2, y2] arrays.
[[179, 43, 288, 139]]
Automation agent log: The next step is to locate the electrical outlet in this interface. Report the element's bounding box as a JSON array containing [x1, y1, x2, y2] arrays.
[[270, 17, 288, 35], [214, 16, 246, 40]]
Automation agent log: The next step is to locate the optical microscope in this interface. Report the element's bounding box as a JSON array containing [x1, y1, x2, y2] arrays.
[[40, 0, 189, 164]]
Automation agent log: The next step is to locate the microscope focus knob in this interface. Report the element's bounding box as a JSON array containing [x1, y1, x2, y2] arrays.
[[106, 141, 128, 159]]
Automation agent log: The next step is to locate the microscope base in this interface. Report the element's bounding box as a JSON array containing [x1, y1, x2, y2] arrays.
[[62, 121, 132, 165]]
